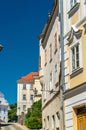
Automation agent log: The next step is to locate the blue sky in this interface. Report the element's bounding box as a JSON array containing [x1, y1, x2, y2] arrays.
[[0, 0, 53, 104]]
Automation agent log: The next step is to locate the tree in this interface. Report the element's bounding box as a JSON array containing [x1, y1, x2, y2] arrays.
[[8, 103, 17, 121], [25, 99, 42, 129]]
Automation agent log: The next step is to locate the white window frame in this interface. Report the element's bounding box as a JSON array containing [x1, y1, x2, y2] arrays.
[[50, 72, 52, 90], [70, 0, 77, 8], [23, 94, 26, 100], [70, 40, 82, 74], [23, 83, 26, 90], [23, 105, 26, 111]]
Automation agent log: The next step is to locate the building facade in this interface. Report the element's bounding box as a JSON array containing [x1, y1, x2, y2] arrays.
[[39, 0, 63, 130], [17, 72, 41, 117], [0, 92, 9, 123], [63, 0, 86, 129]]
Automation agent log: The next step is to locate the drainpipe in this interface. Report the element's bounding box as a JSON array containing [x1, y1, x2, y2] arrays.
[[59, 0, 65, 130]]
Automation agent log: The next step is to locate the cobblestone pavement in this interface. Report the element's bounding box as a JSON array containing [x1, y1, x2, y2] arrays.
[[0, 123, 29, 130]]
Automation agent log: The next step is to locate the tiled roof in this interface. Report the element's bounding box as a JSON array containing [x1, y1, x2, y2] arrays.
[[20, 72, 39, 82]]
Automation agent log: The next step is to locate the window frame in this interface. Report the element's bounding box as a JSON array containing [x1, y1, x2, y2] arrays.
[[45, 49, 47, 66], [23, 94, 26, 100], [23, 83, 26, 90], [54, 33, 58, 54], [70, 0, 77, 8], [50, 44, 52, 62], [30, 95, 33, 100], [23, 105, 26, 111], [70, 40, 82, 75]]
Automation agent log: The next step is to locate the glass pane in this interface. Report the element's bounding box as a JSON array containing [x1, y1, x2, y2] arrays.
[[72, 48, 75, 70], [80, 120, 83, 130], [76, 45, 79, 68], [74, 0, 77, 4]]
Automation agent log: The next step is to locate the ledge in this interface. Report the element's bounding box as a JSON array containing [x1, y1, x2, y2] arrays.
[[70, 67, 83, 78], [68, 3, 80, 18]]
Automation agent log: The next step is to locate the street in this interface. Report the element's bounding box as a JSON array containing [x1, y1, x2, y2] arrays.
[[0, 123, 29, 130]]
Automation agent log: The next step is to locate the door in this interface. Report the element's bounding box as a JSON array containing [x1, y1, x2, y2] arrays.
[[77, 115, 86, 130]]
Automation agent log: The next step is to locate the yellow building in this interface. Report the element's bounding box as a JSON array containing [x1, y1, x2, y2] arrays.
[[63, 0, 86, 130]]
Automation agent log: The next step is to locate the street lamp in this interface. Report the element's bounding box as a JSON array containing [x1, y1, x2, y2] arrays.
[[0, 44, 4, 51]]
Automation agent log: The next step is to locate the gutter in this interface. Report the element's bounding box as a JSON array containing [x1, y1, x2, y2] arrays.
[[59, 0, 65, 130]]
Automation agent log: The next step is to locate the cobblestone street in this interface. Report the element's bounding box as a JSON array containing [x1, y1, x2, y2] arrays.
[[0, 123, 29, 130]]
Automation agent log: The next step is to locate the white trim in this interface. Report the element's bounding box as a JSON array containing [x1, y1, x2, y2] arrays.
[[70, 40, 82, 74]]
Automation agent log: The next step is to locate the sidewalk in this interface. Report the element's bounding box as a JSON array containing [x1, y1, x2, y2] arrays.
[[16, 123, 29, 130]]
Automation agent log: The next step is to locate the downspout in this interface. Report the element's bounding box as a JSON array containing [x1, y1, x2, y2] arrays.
[[59, 0, 65, 130]]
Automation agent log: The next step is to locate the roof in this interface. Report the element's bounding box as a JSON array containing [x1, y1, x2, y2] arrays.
[[39, 0, 58, 45], [19, 72, 39, 82]]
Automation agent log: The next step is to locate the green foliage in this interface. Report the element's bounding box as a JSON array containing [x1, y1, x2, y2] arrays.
[[8, 103, 17, 121], [25, 99, 42, 129]]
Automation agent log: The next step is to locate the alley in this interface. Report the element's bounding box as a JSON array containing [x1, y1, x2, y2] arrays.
[[0, 123, 29, 130]]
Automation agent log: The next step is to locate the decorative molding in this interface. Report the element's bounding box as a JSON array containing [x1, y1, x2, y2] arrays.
[[83, 23, 86, 34], [64, 82, 86, 100], [67, 27, 82, 43]]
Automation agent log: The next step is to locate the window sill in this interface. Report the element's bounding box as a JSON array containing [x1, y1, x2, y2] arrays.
[[70, 67, 83, 78], [68, 2, 80, 18]]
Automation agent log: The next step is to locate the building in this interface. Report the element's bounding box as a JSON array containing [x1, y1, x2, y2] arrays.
[[63, 0, 86, 129], [0, 92, 9, 123], [39, 0, 63, 130], [33, 74, 42, 102], [17, 72, 41, 117]]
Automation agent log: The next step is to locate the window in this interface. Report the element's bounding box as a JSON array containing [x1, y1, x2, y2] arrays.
[[52, 115, 55, 130], [44, 119, 46, 129], [45, 49, 47, 65], [54, 33, 57, 53], [47, 116, 49, 129], [34, 88, 38, 95], [30, 95, 33, 100], [50, 72, 52, 90], [30, 84, 33, 90], [70, 0, 77, 8], [23, 105, 26, 111], [23, 94, 26, 100], [71, 43, 80, 72], [23, 84, 26, 90], [50, 44, 52, 61], [4, 109, 5, 114], [55, 64, 57, 72]]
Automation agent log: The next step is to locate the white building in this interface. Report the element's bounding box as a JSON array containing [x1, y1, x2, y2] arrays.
[[17, 72, 42, 116], [39, 0, 63, 130], [0, 92, 9, 123]]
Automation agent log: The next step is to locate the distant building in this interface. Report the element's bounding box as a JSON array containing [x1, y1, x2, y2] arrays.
[[17, 72, 42, 116], [0, 92, 9, 123]]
